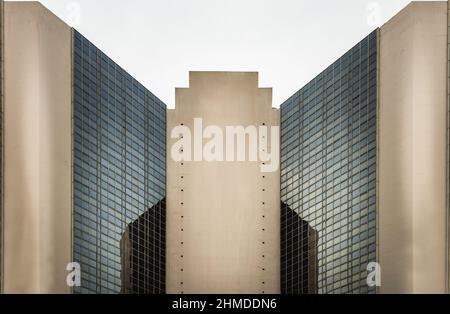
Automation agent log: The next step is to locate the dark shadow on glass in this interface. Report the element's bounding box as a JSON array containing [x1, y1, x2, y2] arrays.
[[281, 201, 318, 294], [121, 198, 166, 294]]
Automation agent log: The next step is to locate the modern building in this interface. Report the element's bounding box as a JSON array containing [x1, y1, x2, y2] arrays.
[[281, 202, 318, 294], [0, 2, 166, 293], [166, 72, 280, 294], [281, 1, 449, 294], [281, 29, 378, 294], [121, 198, 166, 294], [0, 0, 449, 295]]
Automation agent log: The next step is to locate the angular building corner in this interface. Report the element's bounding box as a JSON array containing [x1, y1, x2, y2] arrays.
[[121, 198, 166, 294], [72, 29, 165, 294]]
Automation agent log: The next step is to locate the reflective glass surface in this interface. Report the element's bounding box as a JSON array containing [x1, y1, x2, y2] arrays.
[[73, 31, 166, 294], [280, 30, 377, 294], [121, 198, 166, 294]]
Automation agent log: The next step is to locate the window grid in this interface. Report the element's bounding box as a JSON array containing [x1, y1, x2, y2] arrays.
[[73, 31, 166, 294], [280, 30, 377, 294], [121, 198, 166, 294]]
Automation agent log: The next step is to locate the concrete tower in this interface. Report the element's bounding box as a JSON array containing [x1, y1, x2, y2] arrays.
[[166, 72, 280, 293]]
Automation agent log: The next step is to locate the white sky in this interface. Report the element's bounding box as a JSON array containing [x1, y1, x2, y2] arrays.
[[10, 0, 440, 108]]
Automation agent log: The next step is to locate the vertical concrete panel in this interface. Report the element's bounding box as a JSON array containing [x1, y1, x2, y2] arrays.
[[447, 0, 450, 293], [379, 2, 448, 293], [0, 0, 4, 293], [3, 2, 72, 293], [167, 72, 280, 293]]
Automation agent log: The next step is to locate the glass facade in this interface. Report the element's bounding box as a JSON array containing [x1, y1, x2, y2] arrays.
[[73, 30, 166, 294], [121, 198, 166, 294], [280, 30, 377, 294]]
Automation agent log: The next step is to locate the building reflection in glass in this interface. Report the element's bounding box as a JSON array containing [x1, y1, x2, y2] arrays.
[[281, 201, 318, 294], [121, 198, 166, 294]]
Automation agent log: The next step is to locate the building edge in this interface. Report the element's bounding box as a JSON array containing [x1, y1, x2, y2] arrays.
[[378, 1, 448, 293], [0, 0, 4, 294], [69, 27, 75, 295], [446, 0, 450, 294], [3, 2, 72, 293], [375, 26, 381, 295]]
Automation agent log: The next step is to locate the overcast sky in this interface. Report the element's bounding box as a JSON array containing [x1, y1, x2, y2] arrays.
[[11, 0, 437, 108]]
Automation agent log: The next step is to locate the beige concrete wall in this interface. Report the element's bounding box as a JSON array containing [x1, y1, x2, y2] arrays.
[[167, 72, 280, 293], [3, 2, 72, 293], [378, 1, 448, 293], [0, 0, 4, 293]]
